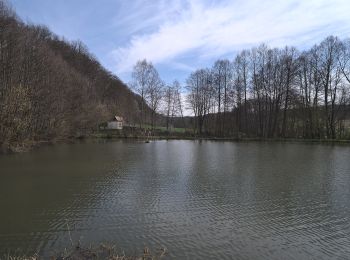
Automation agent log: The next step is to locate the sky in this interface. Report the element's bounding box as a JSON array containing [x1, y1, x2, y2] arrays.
[[9, 0, 350, 85]]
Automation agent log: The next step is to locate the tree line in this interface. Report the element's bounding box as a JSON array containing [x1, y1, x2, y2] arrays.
[[131, 37, 350, 140], [0, 1, 146, 150], [185, 37, 350, 139]]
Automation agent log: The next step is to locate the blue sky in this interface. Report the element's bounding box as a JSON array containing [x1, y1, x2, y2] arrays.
[[9, 0, 350, 85]]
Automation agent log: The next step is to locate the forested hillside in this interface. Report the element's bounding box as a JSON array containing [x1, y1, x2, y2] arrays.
[[0, 1, 144, 151]]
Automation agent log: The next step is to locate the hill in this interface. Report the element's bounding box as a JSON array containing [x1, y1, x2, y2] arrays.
[[0, 1, 146, 151]]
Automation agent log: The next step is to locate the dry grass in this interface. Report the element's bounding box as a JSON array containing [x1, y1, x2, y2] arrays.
[[3, 244, 167, 260]]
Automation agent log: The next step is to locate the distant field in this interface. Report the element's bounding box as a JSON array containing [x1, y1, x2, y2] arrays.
[[140, 124, 186, 133]]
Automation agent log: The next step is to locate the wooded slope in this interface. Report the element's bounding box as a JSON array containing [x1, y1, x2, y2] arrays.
[[0, 1, 144, 149]]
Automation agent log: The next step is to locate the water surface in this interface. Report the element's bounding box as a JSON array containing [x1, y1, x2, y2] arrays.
[[1, 140, 350, 259]]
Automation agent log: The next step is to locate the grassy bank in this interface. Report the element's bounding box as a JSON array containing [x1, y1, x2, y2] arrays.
[[4, 244, 166, 260], [91, 129, 350, 144]]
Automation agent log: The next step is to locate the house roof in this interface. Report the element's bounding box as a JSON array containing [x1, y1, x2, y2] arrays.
[[114, 116, 123, 122]]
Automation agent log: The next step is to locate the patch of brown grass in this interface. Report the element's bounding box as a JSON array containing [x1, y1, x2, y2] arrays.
[[3, 244, 167, 260]]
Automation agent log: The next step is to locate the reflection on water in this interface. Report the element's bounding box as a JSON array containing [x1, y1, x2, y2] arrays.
[[1, 140, 350, 259]]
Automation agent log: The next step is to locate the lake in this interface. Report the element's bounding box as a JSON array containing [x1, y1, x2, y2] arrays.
[[1, 140, 350, 259]]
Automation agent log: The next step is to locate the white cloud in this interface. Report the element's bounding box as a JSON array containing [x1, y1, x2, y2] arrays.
[[112, 0, 350, 74]]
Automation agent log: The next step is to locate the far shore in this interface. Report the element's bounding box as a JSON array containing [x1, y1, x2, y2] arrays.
[[2, 134, 350, 155], [92, 133, 350, 144]]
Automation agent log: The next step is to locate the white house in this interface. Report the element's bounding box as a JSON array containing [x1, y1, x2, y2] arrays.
[[107, 116, 124, 130]]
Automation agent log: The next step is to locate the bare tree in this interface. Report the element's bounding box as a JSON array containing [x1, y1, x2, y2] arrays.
[[130, 59, 154, 128], [163, 80, 183, 130], [145, 67, 164, 129], [186, 69, 214, 135]]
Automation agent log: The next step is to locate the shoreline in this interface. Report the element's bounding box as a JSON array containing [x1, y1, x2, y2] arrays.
[[2, 135, 350, 155], [90, 132, 350, 144]]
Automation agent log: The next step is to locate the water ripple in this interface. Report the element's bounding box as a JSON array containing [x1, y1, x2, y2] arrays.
[[1, 141, 350, 259]]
